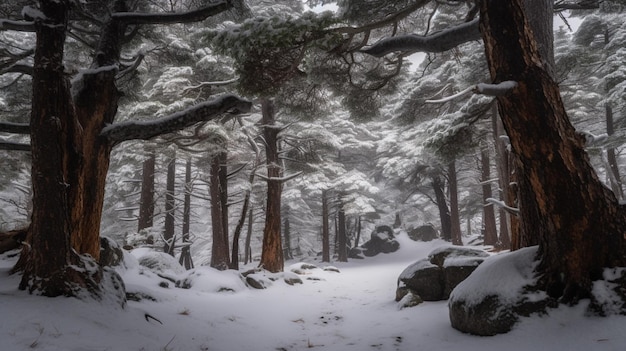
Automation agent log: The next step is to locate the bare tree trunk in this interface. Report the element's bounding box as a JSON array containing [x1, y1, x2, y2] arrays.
[[480, 0, 626, 301], [244, 206, 254, 265], [259, 99, 283, 272], [210, 153, 230, 270], [606, 104, 623, 200], [138, 149, 156, 243], [448, 161, 463, 246], [337, 200, 348, 262], [179, 158, 194, 269], [164, 154, 176, 255], [354, 216, 362, 248], [481, 147, 498, 246], [432, 175, 452, 241], [283, 207, 293, 260], [321, 189, 330, 262]]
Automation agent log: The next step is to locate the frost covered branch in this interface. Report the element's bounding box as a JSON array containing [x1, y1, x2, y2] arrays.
[[426, 81, 518, 103], [256, 171, 303, 183], [101, 94, 252, 145], [486, 198, 519, 216], [112, 1, 232, 25], [360, 18, 480, 57]]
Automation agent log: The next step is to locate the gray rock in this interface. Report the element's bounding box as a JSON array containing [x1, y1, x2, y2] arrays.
[[429, 246, 489, 267], [408, 225, 439, 242], [397, 259, 444, 301], [99, 236, 124, 267]]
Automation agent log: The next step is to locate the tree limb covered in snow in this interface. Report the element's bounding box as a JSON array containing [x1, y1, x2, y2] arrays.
[[360, 18, 480, 57], [0, 19, 35, 32], [101, 94, 252, 146], [554, 0, 600, 11], [256, 171, 303, 183], [112, 1, 232, 25], [426, 81, 518, 103]]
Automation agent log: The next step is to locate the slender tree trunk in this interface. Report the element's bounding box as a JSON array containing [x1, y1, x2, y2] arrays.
[[354, 216, 361, 248], [432, 175, 452, 241], [480, 0, 626, 301], [283, 207, 293, 260], [164, 154, 176, 255], [481, 147, 498, 246], [210, 153, 229, 270], [321, 189, 330, 262], [605, 104, 623, 200], [179, 159, 194, 270], [492, 109, 512, 250], [259, 99, 284, 272], [231, 168, 255, 270], [244, 206, 254, 264], [337, 200, 348, 262], [138, 149, 156, 241], [448, 161, 463, 246], [218, 151, 229, 258]]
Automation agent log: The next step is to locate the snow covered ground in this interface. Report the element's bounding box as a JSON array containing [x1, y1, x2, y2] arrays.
[[1, 233, 625, 351]]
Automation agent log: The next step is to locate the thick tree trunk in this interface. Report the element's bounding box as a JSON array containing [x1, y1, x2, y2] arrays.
[[210, 153, 230, 270], [138, 149, 156, 236], [479, 0, 626, 301], [259, 99, 284, 272], [164, 155, 176, 255], [321, 189, 331, 262], [481, 147, 498, 246], [432, 175, 452, 241], [448, 161, 463, 246], [179, 159, 194, 269]]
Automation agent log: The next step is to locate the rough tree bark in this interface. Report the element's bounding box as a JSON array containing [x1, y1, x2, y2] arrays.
[[337, 200, 348, 262], [259, 99, 284, 272], [164, 154, 176, 255], [179, 158, 194, 270], [479, 0, 626, 301], [321, 189, 331, 262], [432, 175, 452, 241], [448, 161, 463, 246], [210, 152, 230, 270], [138, 149, 156, 237]]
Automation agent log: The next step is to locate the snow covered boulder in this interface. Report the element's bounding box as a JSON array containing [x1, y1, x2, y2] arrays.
[[135, 250, 186, 275], [448, 247, 556, 336], [355, 225, 400, 257], [176, 267, 247, 293], [397, 259, 444, 301], [407, 225, 438, 242], [396, 246, 489, 303]]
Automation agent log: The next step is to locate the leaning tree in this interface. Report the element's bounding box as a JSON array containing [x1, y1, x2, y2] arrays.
[[0, 0, 250, 299]]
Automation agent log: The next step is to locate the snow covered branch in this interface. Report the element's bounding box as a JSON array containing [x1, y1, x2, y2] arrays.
[[0, 19, 35, 32], [360, 18, 480, 57], [554, 0, 600, 11], [256, 171, 303, 183], [486, 198, 519, 216], [101, 94, 252, 146], [425, 81, 518, 103], [0, 122, 30, 134], [112, 1, 232, 25]]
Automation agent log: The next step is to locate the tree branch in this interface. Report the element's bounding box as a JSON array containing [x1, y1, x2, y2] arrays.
[[0, 122, 30, 134], [0, 141, 30, 151], [360, 18, 481, 57], [101, 94, 252, 145], [554, 0, 600, 11], [112, 1, 232, 25], [0, 19, 35, 32]]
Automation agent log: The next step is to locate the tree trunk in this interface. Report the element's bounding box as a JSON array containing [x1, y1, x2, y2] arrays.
[[479, 0, 626, 301], [138, 149, 156, 241], [164, 154, 176, 255], [354, 216, 361, 248], [179, 158, 194, 270], [244, 206, 254, 265], [432, 175, 452, 241], [283, 207, 293, 260], [210, 152, 230, 270], [219, 151, 230, 258], [605, 104, 623, 200], [337, 200, 348, 262], [448, 161, 463, 246], [481, 147, 498, 246], [321, 189, 330, 262], [492, 109, 512, 250], [259, 99, 284, 272]]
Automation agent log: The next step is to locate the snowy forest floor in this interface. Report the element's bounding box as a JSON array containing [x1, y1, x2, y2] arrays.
[[1, 233, 625, 351]]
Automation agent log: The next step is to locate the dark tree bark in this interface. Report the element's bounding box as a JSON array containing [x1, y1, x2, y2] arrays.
[[336, 200, 348, 262], [481, 147, 498, 246], [321, 189, 331, 262], [244, 206, 254, 265], [283, 207, 293, 260], [354, 216, 362, 248], [479, 0, 626, 301], [164, 154, 176, 256], [259, 99, 284, 272], [179, 158, 194, 270], [432, 175, 452, 241], [218, 151, 229, 256], [448, 161, 463, 246], [210, 152, 230, 270], [138, 149, 156, 238]]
